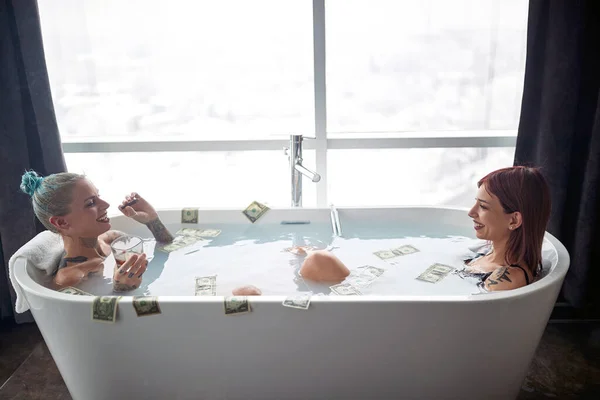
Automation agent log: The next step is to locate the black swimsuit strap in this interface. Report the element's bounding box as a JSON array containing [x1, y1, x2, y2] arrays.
[[465, 251, 534, 286], [464, 252, 487, 265], [509, 264, 530, 285]]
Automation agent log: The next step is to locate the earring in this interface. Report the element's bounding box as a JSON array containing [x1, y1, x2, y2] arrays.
[[509, 226, 514, 230]]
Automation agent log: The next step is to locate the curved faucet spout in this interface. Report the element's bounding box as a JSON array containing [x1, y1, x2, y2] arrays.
[[295, 163, 321, 183], [288, 134, 320, 207]]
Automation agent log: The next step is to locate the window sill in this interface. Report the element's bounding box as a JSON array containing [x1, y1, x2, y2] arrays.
[[61, 130, 517, 153]]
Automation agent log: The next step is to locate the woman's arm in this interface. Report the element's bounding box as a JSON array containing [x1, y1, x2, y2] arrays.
[[54, 259, 104, 287], [119, 192, 174, 243], [145, 218, 174, 243]]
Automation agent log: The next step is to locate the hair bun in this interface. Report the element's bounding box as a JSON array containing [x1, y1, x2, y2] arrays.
[[20, 170, 44, 197]]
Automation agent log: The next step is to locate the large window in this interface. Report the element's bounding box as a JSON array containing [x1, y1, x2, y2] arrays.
[[39, 0, 527, 208], [40, 0, 314, 140], [328, 148, 514, 206], [326, 0, 527, 133], [66, 151, 317, 208]]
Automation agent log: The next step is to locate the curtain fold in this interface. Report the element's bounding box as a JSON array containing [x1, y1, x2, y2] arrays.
[[0, 0, 67, 323], [515, 0, 600, 309]]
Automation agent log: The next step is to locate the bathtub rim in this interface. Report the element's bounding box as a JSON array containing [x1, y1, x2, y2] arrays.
[[13, 206, 570, 307]]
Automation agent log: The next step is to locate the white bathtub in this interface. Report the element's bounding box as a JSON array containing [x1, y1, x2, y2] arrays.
[[14, 207, 570, 400]]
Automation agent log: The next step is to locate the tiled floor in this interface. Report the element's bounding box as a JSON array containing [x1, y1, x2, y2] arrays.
[[0, 320, 599, 399], [518, 323, 600, 399], [0, 320, 43, 387]]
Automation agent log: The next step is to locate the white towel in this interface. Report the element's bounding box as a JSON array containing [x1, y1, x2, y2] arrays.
[[8, 230, 64, 313]]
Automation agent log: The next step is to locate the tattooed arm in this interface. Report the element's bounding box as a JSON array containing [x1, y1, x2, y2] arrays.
[[484, 266, 527, 291], [117, 192, 174, 243], [145, 218, 174, 244]]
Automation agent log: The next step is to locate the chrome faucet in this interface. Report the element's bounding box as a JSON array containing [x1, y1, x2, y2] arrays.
[[284, 134, 321, 207]]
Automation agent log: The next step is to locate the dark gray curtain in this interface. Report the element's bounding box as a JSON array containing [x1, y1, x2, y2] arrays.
[[515, 0, 600, 309], [0, 0, 66, 323]]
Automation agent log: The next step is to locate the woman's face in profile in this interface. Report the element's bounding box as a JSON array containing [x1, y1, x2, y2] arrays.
[[53, 179, 112, 238], [468, 184, 512, 242]]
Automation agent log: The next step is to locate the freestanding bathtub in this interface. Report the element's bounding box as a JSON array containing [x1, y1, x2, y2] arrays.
[[14, 207, 569, 400]]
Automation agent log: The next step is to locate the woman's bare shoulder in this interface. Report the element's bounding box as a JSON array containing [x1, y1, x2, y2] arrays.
[[483, 266, 528, 291]]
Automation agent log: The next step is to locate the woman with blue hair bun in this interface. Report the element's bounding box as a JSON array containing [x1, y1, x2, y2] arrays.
[[20, 170, 174, 291]]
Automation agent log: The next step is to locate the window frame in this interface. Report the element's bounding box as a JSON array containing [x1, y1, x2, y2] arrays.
[[59, 0, 518, 208]]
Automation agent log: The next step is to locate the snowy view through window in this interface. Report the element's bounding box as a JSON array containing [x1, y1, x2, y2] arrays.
[[38, 0, 526, 209]]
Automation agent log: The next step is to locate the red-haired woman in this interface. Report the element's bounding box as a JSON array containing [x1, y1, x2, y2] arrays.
[[463, 166, 552, 291]]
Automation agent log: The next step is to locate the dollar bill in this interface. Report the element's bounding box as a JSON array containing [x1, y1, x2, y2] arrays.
[[132, 296, 161, 317], [160, 234, 201, 253], [373, 250, 398, 260], [92, 296, 119, 323], [195, 275, 217, 296], [224, 296, 251, 315], [242, 201, 269, 223], [282, 292, 312, 310], [391, 244, 419, 256], [329, 283, 362, 296], [346, 265, 386, 287], [177, 228, 202, 237], [160, 242, 181, 253], [416, 263, 456, 283], [59, 286, 92, 296], [357, 265, 385, 278], [346, 274, 373, 288], [176, 228, 221, 238], [197, 229, 221, 237], [181, 208, 199, 224], [174, 234, 198, 248]]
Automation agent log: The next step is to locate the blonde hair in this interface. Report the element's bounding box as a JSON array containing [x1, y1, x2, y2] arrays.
[[20, 170, 86, 233]]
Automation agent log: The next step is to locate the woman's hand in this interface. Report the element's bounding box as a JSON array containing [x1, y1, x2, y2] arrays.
[[119, 192, 158, 224], [119, 191, 174, 243], [112, 253, 148, 292]]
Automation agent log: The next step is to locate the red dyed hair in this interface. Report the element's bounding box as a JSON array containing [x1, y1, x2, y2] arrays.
[[478, 166, 551, 274]]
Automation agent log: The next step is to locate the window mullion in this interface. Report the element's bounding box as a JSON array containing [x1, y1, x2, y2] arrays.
[[313, 0, 328, 208]]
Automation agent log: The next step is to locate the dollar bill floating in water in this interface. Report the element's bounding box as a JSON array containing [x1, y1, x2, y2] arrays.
[[282, 292, 312, 310], [177, 228, 202, 237], [374, 245, 420, 261], [59, 286, 92, 296], [347, 275, 374, 288], [176, 228, 221, 238], [224, 296, 251, 315], [195, 275, 217, 296], [391, 244, 419, 256], [242, 201, 269, 223], [133, 296, 161, 317], [181, 208, 199, 224], [373, 250, 397, 260], [329, 283, 362, 296], [357, 265, 385, 278], [347, 265, 386, 288], [197, 229, 221, 237], [416, 263, 455, 283], [159, 234, 202, 253], [92, 296, 120, 323]]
